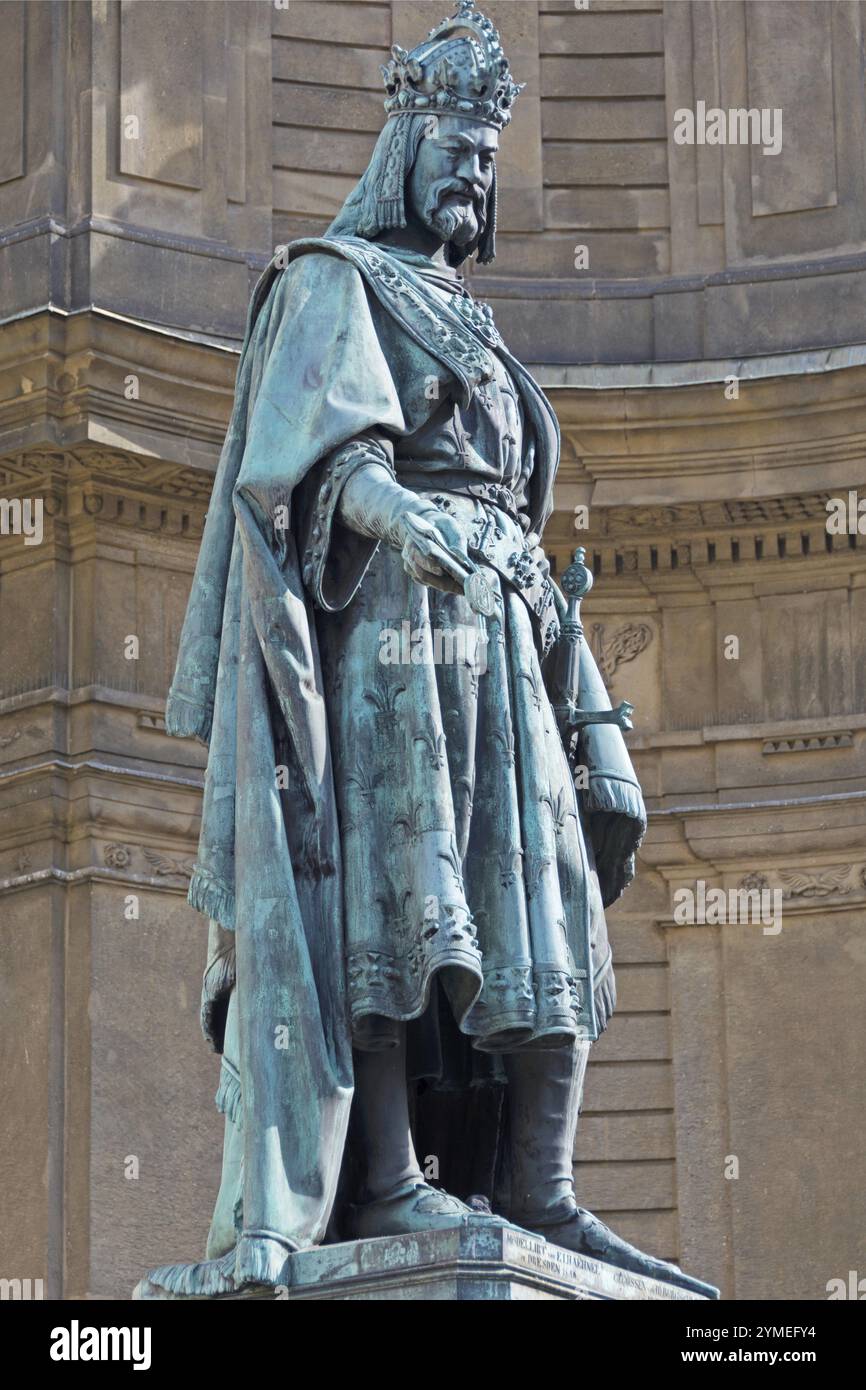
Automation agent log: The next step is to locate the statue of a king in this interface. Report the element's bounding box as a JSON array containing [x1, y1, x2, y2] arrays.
[[136, 1, 713, 1301]]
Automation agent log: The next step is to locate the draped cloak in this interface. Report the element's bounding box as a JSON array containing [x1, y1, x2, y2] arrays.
[[160, 235, 646, 1290]]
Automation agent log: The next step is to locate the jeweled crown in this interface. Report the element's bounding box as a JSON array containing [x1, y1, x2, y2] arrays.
[[381, 0, 523, 131]]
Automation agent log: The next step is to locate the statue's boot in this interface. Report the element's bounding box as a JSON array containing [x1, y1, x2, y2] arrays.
[[506, 1046, 718, 1298], [346, 1179, 499, 1239], [344, 1027, 506, 1240]]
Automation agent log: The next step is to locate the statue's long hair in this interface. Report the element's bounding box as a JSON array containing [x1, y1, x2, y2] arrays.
[[325, 112, 497, 267]]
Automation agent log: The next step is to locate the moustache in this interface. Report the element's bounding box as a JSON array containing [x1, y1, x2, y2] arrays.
[[429, 179, 487, 218]]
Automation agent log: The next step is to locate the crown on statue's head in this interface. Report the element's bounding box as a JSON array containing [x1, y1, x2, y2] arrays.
[[381, 0, 523, 131]]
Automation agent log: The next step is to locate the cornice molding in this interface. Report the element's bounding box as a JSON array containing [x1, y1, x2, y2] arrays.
[[0, 310, 234, 470], [0, 448, 211, 547], [551, 359, 866, 505], [544, 498, 865, 584]]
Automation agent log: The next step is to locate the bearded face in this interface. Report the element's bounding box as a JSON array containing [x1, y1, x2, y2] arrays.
[[423, 177, 488, 247], [405, 115, 498, 256]]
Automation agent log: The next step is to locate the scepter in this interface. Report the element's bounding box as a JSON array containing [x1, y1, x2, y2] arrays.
[[551, 547, 634, 742]]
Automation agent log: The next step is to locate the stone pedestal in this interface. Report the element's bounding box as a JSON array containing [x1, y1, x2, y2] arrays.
[[137, 1222, 717, 1301], [286, 1225, 717, 1301]]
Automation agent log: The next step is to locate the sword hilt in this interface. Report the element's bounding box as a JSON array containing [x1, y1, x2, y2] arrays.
[[551, 549, 637, 739], [563, 700, 635, 732]]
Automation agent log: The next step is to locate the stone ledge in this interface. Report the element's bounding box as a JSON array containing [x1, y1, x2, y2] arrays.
[[282, 1224, 715, 1302], [134, 1223, 717, 1302]]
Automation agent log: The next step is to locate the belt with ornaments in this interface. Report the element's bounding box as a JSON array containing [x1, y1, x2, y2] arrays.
[[410, 485, 561, 658]]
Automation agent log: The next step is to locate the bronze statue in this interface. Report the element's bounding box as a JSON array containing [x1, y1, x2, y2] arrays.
[[136, 1, 713, 1300]]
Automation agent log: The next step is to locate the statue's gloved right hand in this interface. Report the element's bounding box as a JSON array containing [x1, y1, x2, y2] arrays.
[[338, 460, 472, 597]]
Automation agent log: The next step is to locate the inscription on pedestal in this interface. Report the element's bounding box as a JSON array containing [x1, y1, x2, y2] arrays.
[[501, 1229, 706, 1301]]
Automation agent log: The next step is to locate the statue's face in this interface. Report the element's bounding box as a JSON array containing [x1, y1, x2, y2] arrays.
[[406, 115, 498, 252]]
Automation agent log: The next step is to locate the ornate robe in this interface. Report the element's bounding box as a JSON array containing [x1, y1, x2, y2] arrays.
[[157, 236, 645, 1291]]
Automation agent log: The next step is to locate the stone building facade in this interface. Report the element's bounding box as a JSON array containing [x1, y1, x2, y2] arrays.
[[0, 0, 864, 1300]]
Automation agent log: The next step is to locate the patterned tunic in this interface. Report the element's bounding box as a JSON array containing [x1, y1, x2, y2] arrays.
[[307, 257, 607, 1059]]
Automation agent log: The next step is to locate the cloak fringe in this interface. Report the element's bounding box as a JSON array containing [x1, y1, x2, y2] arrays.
[[133, 1247, 237, 1300], [214, 1059, 244, 1129], [188, 867, 236, 930], [235, 1233, 297, 1288], [593, 949, 614, 987], [134, 1236, 296, 1299], [586, 772, 645, 824], [584, 774, 646, 909], [377, 195, 404, 228]]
